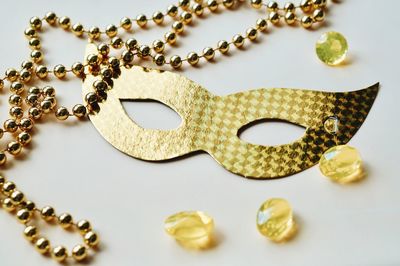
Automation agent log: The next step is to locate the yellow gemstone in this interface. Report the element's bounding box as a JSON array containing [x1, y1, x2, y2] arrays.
[[316, 31, 348, 66], [164, 211, 214, 249], [256, 198, 296, 242], [319, 145, 363, 183]]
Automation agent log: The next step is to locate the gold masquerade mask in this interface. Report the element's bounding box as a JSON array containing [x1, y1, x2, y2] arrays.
[[82, 45, 379, 179]]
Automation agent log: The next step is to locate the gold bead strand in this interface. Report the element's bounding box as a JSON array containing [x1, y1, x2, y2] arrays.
[[0, 174, 99, 263]]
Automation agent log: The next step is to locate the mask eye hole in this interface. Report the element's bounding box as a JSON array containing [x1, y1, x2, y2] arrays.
[[238, 119, 306, 146], [121, 99, 183, 130]]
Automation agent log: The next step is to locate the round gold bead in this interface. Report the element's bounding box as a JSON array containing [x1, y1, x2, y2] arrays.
[[6, 68, 19, 81], [153, 11, 164, 24], [172, 21, 184, 34], [72, 245, 87, 261], [154, 54, 166, 66], [313, 8, 325, 22], [30, 16, 42, 30], [30, 50, 43, 63], [85, 92, 98, 105], [105, 24, 118, 38], [0, 79, 3, 90], [9, 89, 22, 100], [72, 23, 84, 36], [55, 107, 69, 120], [179, 0, 190, 10], [43, 86, 56, 97], [256, 18, 268, 31], [54, 64, 67, 79], [35, 65, 48, 79], [246, 27, 258, 41], [17, 209, 31, 223], [72, 62, 85, 76], [52, 246, 68, 262], [25, 92, 38, 104], [267, 1, 279, 11], [58, 213, 73, 228], [21, 60, 34, 70], [58, 16, 71, 30], [10, 81, 24, 94], [29, 107, 42, 120], [180, 11, 193, 25], [24, 27, 36, 39], [29, 38, 41, 49], [84, 231, 100, 247], [167, 5, 179, 17], [122, 51, 134, 64], [203, 47, 215, 61], [251, 0, 262, 9], [35, 238, 51, 254], [284, 2, 296, 12], [0, 152, 6, 165], [207, 0, 219, 12], [217, 40, 230, 54], [24, 225, 38, 241], [19, 69, 32, 83], [2, 181, 16, 195], [136, 14, 147, 27], [2, 198, 15, 211], [45, 12, 57, 25], [41, 206, 55, 221], [88, 26, 101, 40], [269, 12, 280, 24], [10, 106, 24, 119], [18, 132, 32, 146], [20, 118, 34, 131], [170, 55, 182, 69], [312, 0, 327, 8], [125, 38, 138, 50], [0, 175, 5, 185], [165, 32, 177, 45], [111, 37, 124, 49], [10, 190, 25, 204], [23, 201, 36, 212], [300, 0, 312, 12], [187, 52, 200, 66], [285, 12, 296, 25], [152, 40, 165, 53], [223, 0, 235, 8], [120, 17, 132, 30], [40, 100, 53, 113], [138, 45, 151, 58], [77, 220, 92, 233], [301, 15, 313, 28], [7, 141, 22, 155], [233, 34, 245, 48], [4, 119, 18, 132], [24, 27, 37, 39], [72, 104, 87, 118], [192, 3, 204, 16]]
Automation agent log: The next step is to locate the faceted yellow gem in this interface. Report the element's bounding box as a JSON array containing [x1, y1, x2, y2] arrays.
[[319, 145, 363, 183], [256, 198, 296, 242], [164, 211, 214, 249], [316, 31, 348, 66]]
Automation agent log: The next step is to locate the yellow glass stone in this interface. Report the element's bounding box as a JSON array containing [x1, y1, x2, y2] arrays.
[[164, 211, 214, 249], [316, 31, 348, 66], [319, 145, 363, 183], [256, 198, 296, 242]]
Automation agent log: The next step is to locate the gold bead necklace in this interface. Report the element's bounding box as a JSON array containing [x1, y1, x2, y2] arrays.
[[0, 0, 329, 262]]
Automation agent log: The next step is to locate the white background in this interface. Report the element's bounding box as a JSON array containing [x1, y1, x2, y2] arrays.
[[0, 0, 399, 265]]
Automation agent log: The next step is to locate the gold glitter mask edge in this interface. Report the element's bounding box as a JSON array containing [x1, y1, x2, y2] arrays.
[[82, 46, 379, 179]]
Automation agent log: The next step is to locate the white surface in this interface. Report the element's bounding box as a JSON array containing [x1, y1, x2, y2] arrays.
[[0, 1, 399, 265]]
